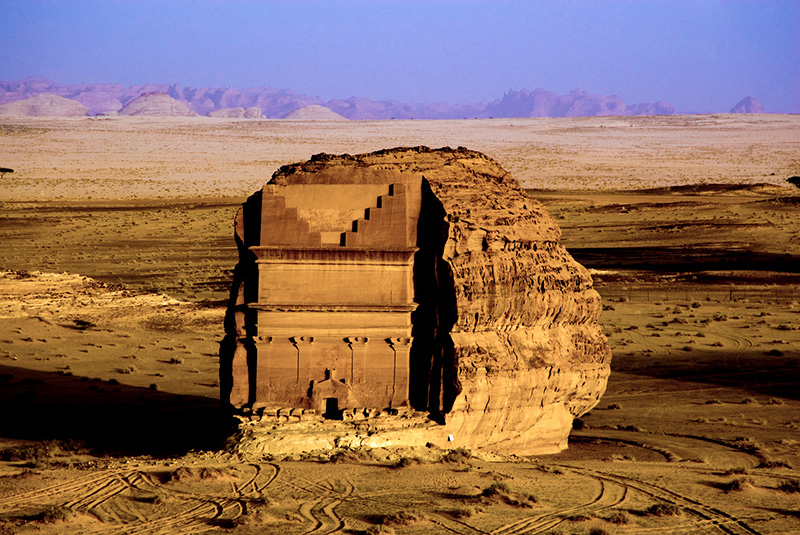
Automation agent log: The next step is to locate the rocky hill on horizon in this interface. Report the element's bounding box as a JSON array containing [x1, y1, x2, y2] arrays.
[[0, 77, 765, 119]]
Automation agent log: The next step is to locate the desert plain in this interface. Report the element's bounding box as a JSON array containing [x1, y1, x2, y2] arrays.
[[0, 114, 799, 534]]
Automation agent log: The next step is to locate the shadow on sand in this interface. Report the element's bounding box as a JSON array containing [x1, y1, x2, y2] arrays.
[[0, 364, 227, 457], [613, 349, 800, 401]]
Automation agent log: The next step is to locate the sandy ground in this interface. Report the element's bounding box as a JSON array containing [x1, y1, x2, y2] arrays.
[[1, 116, 799, 534], [1, 114, 798, 199]]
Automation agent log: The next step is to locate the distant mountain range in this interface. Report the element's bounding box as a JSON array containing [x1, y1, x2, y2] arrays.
[[0, 77, 762, 119]]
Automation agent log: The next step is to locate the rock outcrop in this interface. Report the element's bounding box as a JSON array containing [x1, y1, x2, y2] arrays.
[[208, 107, 246, 118], [0, 93, 88, 116], [483, 88, 673, 118], [281, 105, 348, 121], [1, 78, 678, 118], [730, 96, 765, 114], [222, 147, 611, 454], [626, 101, 676, 116], [118, 92, 197, 116], [207, 106, 265, 118], [243, 107, 264, 118]]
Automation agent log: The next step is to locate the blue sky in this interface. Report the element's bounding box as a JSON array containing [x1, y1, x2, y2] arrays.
[[1, 0, 798, 112]]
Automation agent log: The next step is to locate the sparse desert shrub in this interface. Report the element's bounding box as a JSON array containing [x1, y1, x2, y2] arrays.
[[695, 332, 705, 337], [766, 349, 784, 356], [778, 479, 800, 493], [149, 383, 159, 391], [741, 398, 757, 404], [589, 528, 611, 535], [712, 313, 728, 322], [568, 514, 592, 521], [757, 459, 793, 469], [775, 324, 794, 331], [379, 511, 426, 526], [36, 505, 75, 523], [705, 399, 722, 405], [733, 438, 762, 454], [691, 301, 702, 308], [366, 526, 395, 535], [442, 447, 472, 463], [766, 398, 785, 405], [607, 403, 622, 410], [391, 457, 418, 469], [118, 365, 136, 374], [645, 503, 681, 516], [721, 477, 755, 492], [481, 482, 536, 507], [167, 357, 184, 364], [572, 418, 586, 430], [606, 510, 631, 524], [723, 467, 748, 475], [603, 304, 615, 311], [482, 481, 512, 496], [450, 505, 476, 519], [680, 345, 693, 352]]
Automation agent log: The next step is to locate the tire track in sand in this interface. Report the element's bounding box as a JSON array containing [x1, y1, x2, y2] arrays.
[[490, 476, 627, 534], [284, 477, 353, 535], [558, 466, 761, 535]]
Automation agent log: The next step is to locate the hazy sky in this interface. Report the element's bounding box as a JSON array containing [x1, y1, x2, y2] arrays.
[[1, 1, 798, 113]]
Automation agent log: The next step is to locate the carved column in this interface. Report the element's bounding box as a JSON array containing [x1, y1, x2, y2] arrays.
[[252, 335, 272, 404], [346, 336, 368, 385], [388, 337, 411, 407], [291, 336, 314, 385]]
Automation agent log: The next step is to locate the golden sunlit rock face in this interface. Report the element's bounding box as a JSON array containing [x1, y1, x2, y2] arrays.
[[221, 146, 611, 454]]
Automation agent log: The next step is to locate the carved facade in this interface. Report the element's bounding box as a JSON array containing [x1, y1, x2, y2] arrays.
[[224, 178, 424, 416], [222, 147, 611, 454]]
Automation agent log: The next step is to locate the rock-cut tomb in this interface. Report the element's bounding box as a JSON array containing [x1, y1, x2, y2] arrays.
[[221, 147, 611, 454]]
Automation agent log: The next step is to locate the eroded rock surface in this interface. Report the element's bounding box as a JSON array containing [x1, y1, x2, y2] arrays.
[[281, 105, 348, 121], [118, 92, 198, 117], [0, 94, 88, 116], [222, 147, 610, 454]]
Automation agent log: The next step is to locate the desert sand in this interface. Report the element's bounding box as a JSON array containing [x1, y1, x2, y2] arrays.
[[0, 115, 799, 534]]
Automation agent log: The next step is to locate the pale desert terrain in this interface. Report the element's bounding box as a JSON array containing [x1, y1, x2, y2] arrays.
[[0, 115, 799, 534]]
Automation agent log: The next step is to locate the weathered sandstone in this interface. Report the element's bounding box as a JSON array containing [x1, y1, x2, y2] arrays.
[[730, 96, 765, 114], [118, 92, 197, 116], [206, 106, 265, 118], [0, 93, 88, 116], [281, 105, 348, 121], [221, 147, 610, 454], [207, 106, 246, 118]]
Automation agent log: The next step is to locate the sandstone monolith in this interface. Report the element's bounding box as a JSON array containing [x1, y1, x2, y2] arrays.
[[118, 92, 197, 116], [221, 147, 610, 454], [0, 94, 88, 116]]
